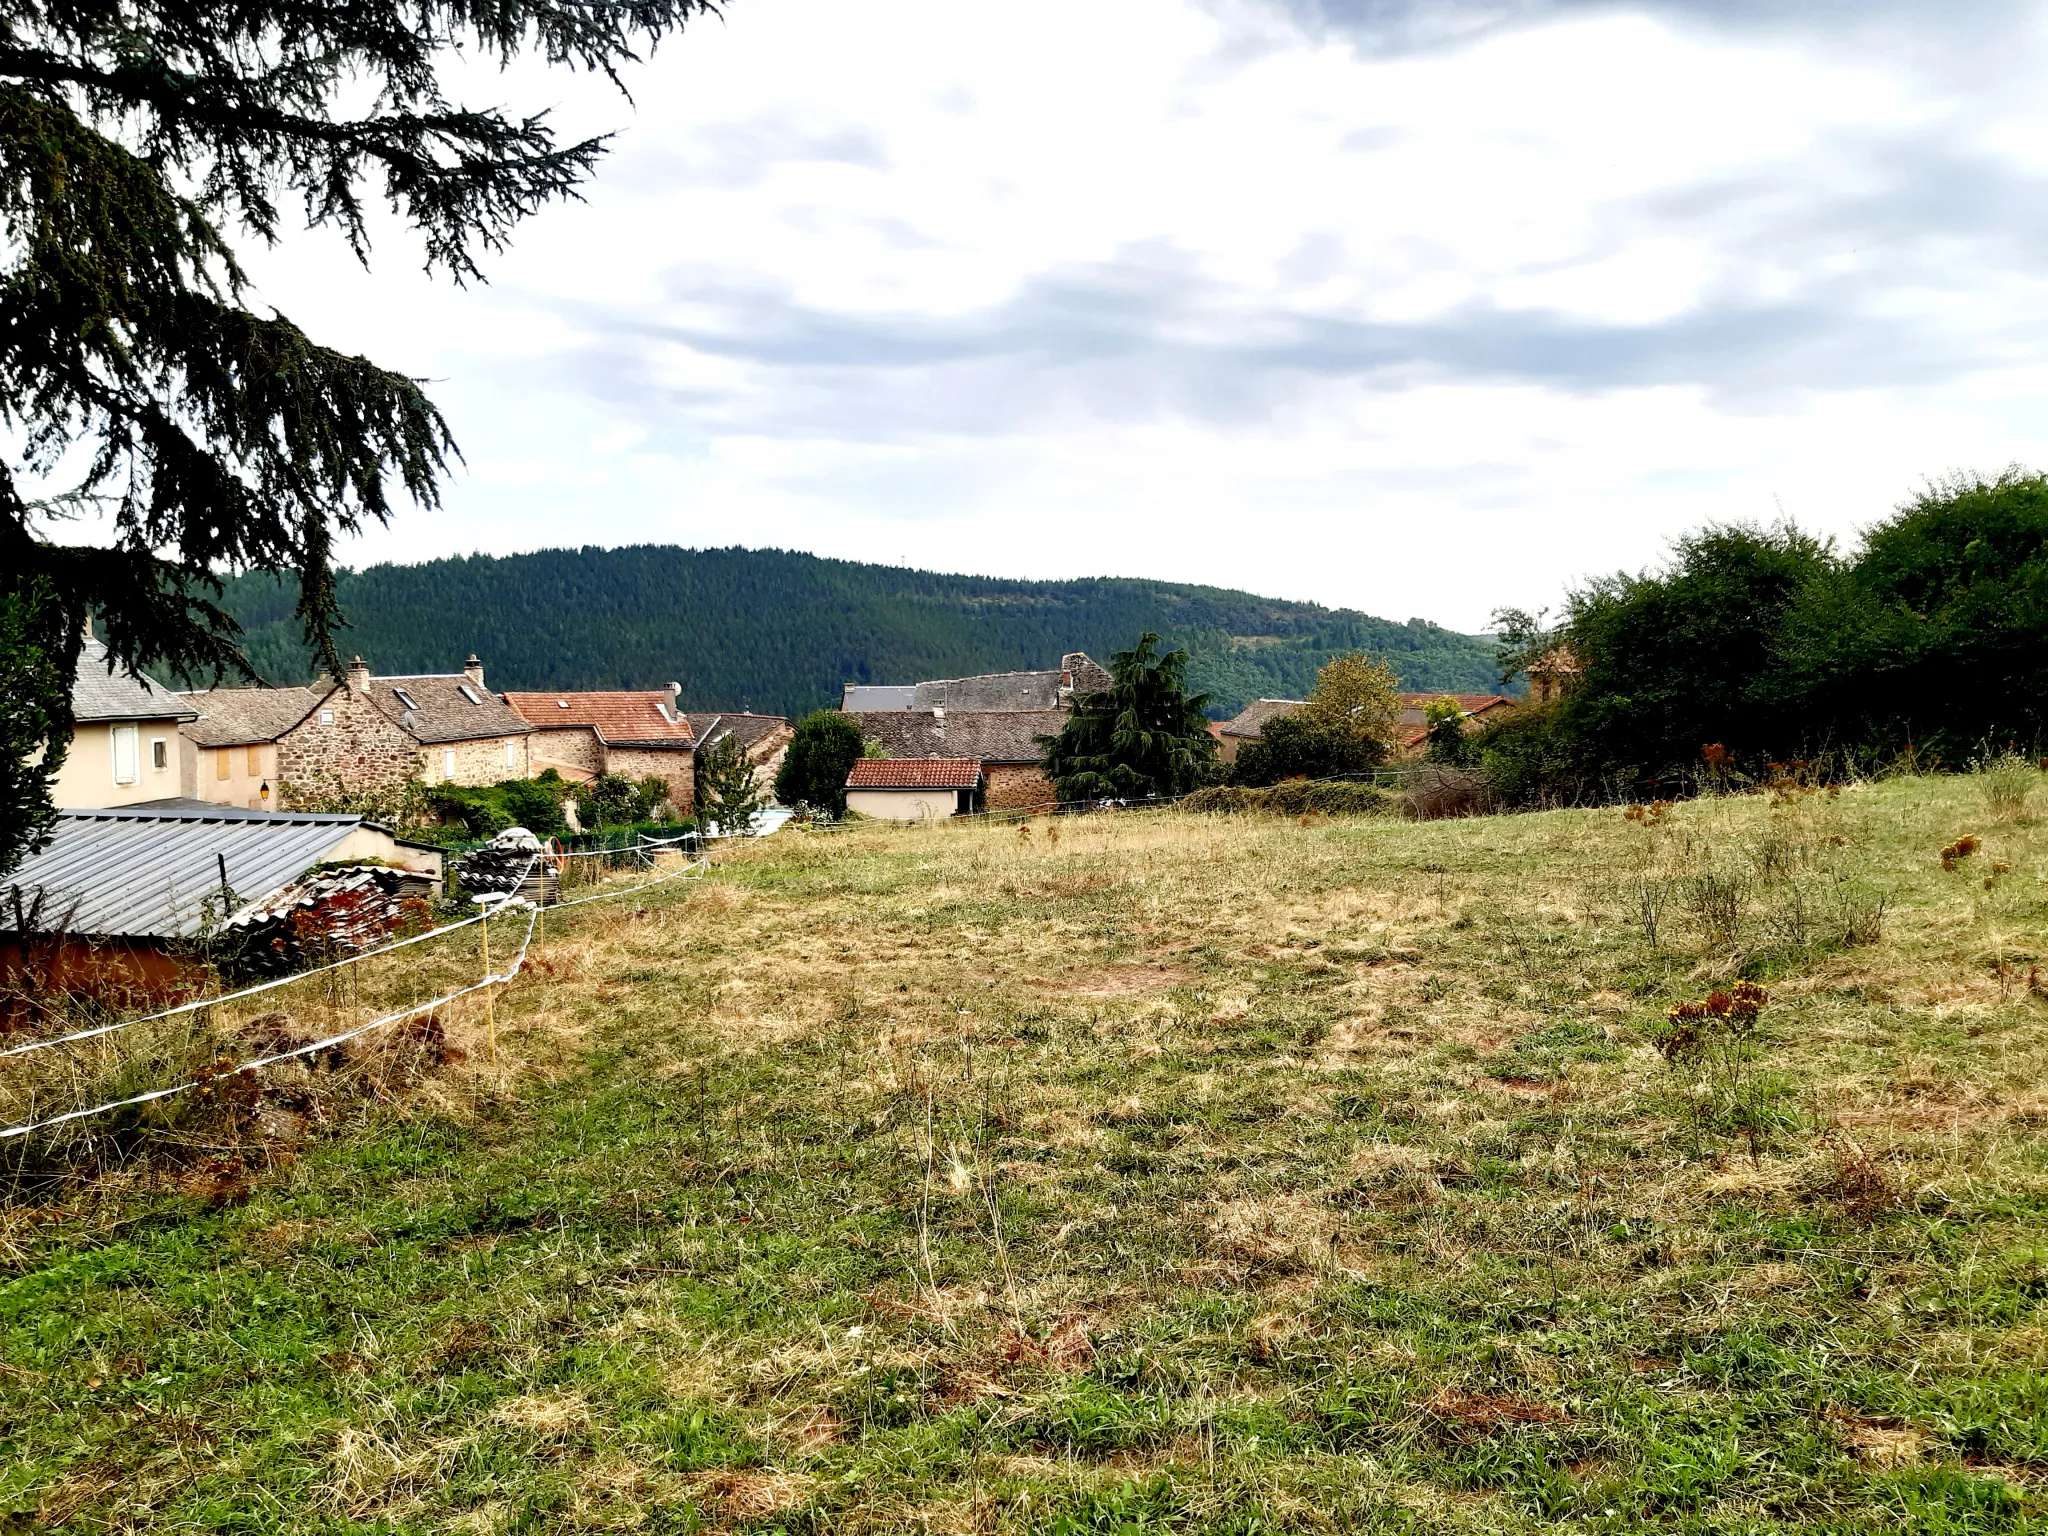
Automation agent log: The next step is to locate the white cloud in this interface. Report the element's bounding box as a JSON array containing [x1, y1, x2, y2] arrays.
[[231, 0, 2048, 630]]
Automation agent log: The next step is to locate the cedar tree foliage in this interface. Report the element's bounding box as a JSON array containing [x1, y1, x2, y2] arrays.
[[0, 0, 714, 872], [1040, 631, 1215, 802]]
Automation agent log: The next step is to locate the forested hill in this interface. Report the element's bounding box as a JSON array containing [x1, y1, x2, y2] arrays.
[[204, 546, 1501, 720]]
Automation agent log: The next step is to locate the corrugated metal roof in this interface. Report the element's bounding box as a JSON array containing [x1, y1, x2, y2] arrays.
[[3, 808, 366, 940]]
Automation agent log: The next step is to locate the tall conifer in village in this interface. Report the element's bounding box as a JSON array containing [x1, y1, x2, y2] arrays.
[[1039, 631, 1215, 803], [0, 0, 713, 873]]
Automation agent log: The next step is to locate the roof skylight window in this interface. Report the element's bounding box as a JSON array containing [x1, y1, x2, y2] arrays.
[[392, 687, 419, 711], [458, 684, 483, 705]]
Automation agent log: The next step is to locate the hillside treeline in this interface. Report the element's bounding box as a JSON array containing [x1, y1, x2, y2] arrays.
[[194, 545, 1498, 718], [1476, 470, 2048, 802]]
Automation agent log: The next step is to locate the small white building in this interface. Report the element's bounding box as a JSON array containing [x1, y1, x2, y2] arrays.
[[845, 758, 985, 820]]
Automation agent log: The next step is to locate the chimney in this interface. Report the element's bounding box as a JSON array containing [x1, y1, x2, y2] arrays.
[[464, 654, 485, 688], [346, 656, 371, 694], [932, 704, 945, 739]]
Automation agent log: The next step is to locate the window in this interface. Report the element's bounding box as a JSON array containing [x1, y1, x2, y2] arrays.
[[319, 709, 334, 725], [393, 687, 420, 711], [247, 745, 261, 775], [504, 740, 516, 770], [443, 748, 455, 780], [216, 746, 231, 781], [458, 684, 483, 705], [112, 726, 139, 785], [151, 738, 168, 772]]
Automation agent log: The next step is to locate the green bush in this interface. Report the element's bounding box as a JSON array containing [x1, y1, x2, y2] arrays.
[[775, 711, 866, 817], [1181, 780, 1399, 816]]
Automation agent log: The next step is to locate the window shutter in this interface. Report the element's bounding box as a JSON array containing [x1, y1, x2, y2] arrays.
[[113, 726, 140, 785]]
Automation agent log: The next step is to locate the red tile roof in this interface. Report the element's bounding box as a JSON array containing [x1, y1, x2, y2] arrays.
[[504, 691, 694, 747], [846, 758, 984, 789]]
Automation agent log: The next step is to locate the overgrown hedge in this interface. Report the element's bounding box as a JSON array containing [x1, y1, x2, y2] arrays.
[[1181, 780, 1402, 817]]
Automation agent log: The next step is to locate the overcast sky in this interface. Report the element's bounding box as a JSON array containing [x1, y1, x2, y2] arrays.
[[237, 0, 2048, 632]]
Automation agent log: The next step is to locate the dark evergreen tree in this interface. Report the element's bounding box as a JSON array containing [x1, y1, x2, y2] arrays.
[[775, 712, 866, 818], [0, 0, 712, 872], [1039, 632, 1215, 802]]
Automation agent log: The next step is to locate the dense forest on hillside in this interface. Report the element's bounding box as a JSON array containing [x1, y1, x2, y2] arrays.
[[192, 546, 1500, 719]]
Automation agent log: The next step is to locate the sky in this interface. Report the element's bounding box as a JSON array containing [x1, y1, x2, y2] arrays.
[[231, 0, 2048, 632]]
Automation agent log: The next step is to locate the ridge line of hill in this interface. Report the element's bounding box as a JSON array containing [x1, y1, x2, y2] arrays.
[[201, 544, 1503, 720]]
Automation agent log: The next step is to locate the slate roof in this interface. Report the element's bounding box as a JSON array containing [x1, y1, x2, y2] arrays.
[[913, 670, 1067, 711], [177, 685, 325, 746], [685, 713, 791, 754], [841, 653, 1111, 713], [847, 758, 983, 789], [3, 807, 369, 939], [356, 673, 533, 745], [841, 685, 917, 711], [1217, 699, 1306, 739], [69, 639, 196, 725], [847, 710, 1064, 765], [504, 691, 693, 748]]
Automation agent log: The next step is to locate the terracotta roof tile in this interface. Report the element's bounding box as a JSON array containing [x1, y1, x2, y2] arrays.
[[847, 758, 984, 789], [505, 690, 693, 747]]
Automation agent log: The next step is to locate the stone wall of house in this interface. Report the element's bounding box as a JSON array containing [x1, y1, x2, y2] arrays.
[[745, 725, 795, 802], [277, 688, 418, 804], [529, 726, 603, 780], [428, 734, 531, 786], [984, 762, 1056, 811], [601, 745, 696, 814]]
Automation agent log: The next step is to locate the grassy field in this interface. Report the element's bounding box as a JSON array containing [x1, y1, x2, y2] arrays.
[[6, 773, 2048, 1533]]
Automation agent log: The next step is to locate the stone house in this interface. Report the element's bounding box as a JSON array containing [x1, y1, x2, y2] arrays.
[[177, 685, 327, 810], [503, 687, 695, 812], [1213, 699, 1306, 765], [685, 713, 795, 803], [183, 655, 533, 807], [49, 635, 198, 808], [846, 710, 1064, 812], [845, 758, 984, 820]]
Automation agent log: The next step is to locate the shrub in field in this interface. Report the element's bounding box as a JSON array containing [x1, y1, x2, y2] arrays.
[[1181, 781, 1399, 816], [1403, 766, 1492, 820], [1977, 752, 2037, 822]]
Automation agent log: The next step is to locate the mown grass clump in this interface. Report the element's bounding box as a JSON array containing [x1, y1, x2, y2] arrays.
[[3, 777, 2048, 1531]]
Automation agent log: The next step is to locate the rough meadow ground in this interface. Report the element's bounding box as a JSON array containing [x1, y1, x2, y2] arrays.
[[6, 773, 2048, 1533]]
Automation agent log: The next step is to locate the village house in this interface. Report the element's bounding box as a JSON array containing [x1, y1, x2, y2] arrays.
[[1212, 699, 1305, 764], [685, 713, 795, 802], [1393, 692, 1517, 756], [845, 758, 985, 820], [182, 654, 534, 807], [1215, 692, 1518, 762], [49, 633, 199, 808], [845, 710, 1064, 811], [176, 684, 326, 810], [503, 687, 695, 812]]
